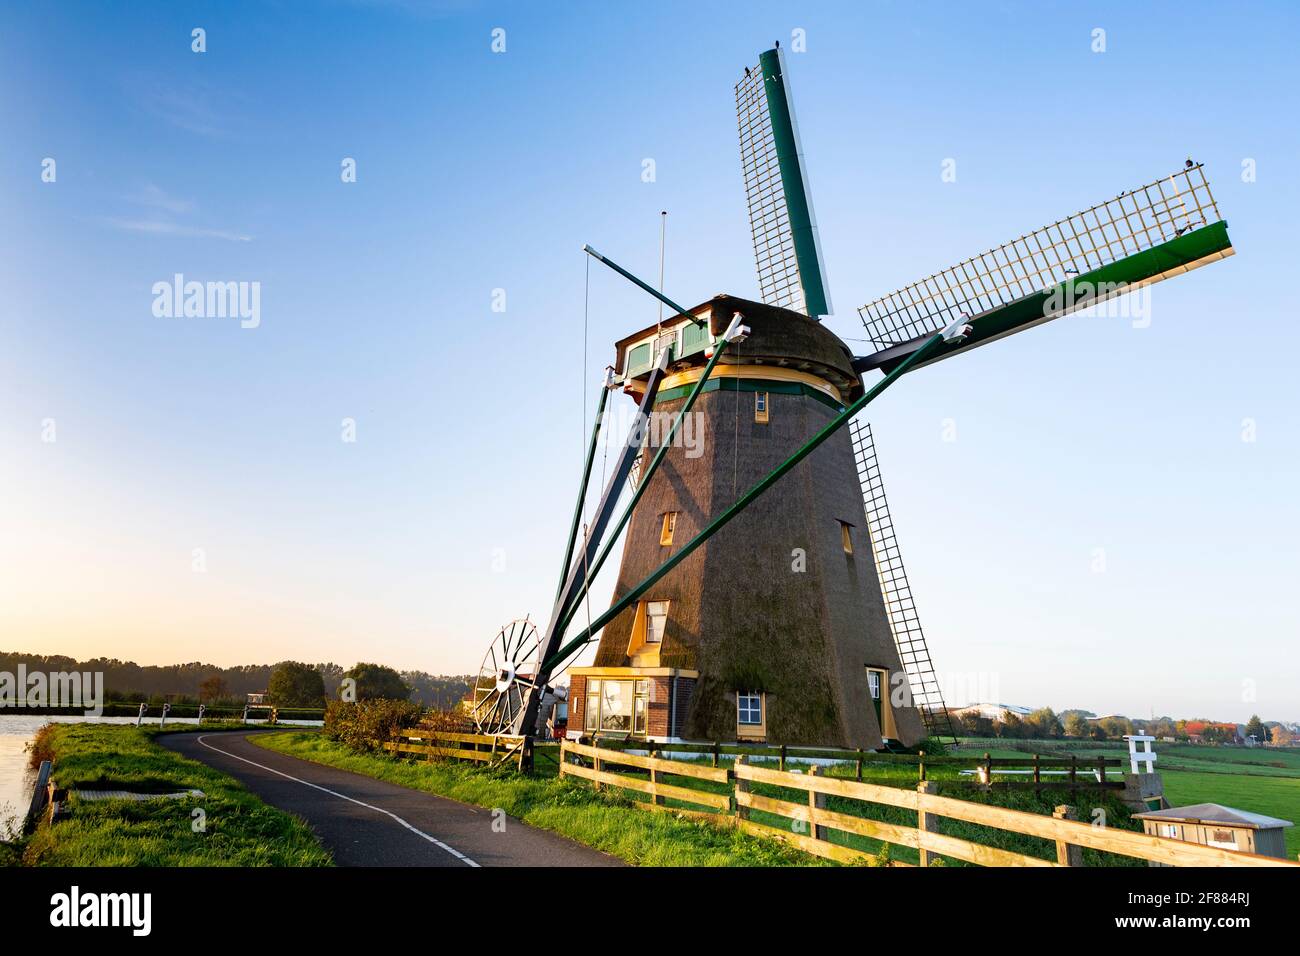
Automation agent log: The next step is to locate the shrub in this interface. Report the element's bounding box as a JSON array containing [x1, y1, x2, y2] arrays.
[[324, 699, 423, 752]]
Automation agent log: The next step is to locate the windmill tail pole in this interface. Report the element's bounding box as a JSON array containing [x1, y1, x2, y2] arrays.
[[583, 245, 707, 327], [541, 325, 953, 674], [554, 313, 748, 636], [553, 369, 614, 606]]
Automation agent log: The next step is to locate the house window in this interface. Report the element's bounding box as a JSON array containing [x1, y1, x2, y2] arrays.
[[645, 601, 668, 643], [660, 512, 677, 546], [737, 692, 763, 726], [584, 680, 599, 732], [634, 679, 650, 735], [599, 680, 634, 732], [584, 678, 651, 736], [840, 520, 854, 555], [754, 391, 769, 423]]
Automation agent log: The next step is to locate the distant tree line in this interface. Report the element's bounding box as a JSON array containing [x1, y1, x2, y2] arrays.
[[950, 705, 1296, 745], [0, 650, 470, 710]]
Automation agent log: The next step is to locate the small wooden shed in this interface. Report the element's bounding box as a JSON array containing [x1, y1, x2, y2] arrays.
[[1133, 803, 1293, 859]]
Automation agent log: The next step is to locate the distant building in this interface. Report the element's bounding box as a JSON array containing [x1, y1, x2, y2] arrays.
[[246, 692, 267, 706], [1183, 720, 1241, 744], [950, 703, 1032, 722], [1134, 803, 1293, 860]]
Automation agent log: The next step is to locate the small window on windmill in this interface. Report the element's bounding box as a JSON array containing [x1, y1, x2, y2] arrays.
[[645, 601, 669, 643], [737, 692, 763, 726], [839, 520, 854, 555], [755, 391, 769, 423], [654, 330, 678, 364], [660, 511, 677, 546]]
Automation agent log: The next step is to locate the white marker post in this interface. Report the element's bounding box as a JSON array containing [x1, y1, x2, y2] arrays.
[[1125, 735, 1157, 775]]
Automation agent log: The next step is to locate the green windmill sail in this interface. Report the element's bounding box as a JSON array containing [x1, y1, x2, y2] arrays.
[[736, 45, 833, 318]]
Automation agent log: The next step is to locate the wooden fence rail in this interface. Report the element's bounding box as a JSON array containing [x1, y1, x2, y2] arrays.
[[560, 740, 730, 817], [576, 736, 1123, 790], [732, 758, 1298, 868], [377, 729, 533, 770]]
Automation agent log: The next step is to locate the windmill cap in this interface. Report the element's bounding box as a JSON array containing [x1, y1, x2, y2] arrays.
[[613, 293, 862, 401]]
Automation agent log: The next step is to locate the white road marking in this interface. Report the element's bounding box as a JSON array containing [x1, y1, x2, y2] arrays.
[[195, 733, 479, 867]]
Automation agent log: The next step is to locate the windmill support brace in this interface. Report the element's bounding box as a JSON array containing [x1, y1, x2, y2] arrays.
[[518, 349, 670, 734], [541, 328, 950, 674], [553, 375, 613, 607], [583, 245, 708, 328], [554, 318, 745, 638]]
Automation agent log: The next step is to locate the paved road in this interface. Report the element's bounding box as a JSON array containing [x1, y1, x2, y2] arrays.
[[162, 729, 621, 867]]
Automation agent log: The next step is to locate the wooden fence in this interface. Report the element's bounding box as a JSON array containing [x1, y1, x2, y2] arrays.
[[380, 729, 534, 770], [733, 759, 1298, 868], [577, 737, 1124, 792], [548, 742, 1297, 868], [560, 740, 731, 817]]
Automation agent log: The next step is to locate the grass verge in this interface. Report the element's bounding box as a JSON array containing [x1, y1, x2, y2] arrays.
[[14, 723, 331, 866], [253, 732, 823, 866]]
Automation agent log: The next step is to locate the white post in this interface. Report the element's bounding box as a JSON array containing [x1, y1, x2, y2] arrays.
[[160, 702, 171, 728], [1125, 735, 1157, 775], [197, 704, 206, 725], [136, 702, 147, 727], [242, 705, 249, 725]]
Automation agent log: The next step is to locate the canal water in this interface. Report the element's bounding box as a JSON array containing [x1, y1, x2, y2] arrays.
[[0, 713, 322, 840]]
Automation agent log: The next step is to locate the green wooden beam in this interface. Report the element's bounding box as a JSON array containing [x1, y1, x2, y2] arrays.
[[553, 377, 613, 607], [759, 47, 830, 317], [554, 325, 740, 636]]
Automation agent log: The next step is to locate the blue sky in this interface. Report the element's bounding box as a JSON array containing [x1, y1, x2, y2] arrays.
[[1, 1, 1296, 722]]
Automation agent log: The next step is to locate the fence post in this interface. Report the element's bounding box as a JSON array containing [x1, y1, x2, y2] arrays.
[[735, 755, 750, 822], [807, 766, 827, 842], [1070, 754, 1078, 791], [982, 751, 992, 787], [1053, 805, 1082, 866], [856, 748, 864, 782], [520, 736, 533, 774], [650, 753, 664, 806], [1033, 753, 1041, 789], [917, 780, 938, 867], [712, 741, 720, 768], [780, 744, 788, 772], [594, 739, 603, 792], [1096, 756, 1106, 785], [918, 750, 926, 783]]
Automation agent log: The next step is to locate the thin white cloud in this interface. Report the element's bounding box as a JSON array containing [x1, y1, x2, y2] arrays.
[[103, 218, 253, 243], [130, 184, 197, 216]]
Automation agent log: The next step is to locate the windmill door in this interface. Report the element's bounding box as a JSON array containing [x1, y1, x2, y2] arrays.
[[866, 668, 884, 727]]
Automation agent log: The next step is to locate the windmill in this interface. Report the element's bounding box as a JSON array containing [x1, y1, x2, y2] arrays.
[[470, 45, 1234, 751]]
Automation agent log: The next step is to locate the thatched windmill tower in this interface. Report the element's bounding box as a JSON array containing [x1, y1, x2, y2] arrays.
[[570, 295, 927, 747]]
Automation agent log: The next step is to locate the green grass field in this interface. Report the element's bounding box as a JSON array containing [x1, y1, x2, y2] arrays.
[[956, 738, 1300, 859], [13, 723, 331, 867]]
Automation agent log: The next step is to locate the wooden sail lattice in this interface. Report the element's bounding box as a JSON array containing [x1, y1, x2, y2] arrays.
[[858, 164, 1225, 348], [850, 418, 957, 744]]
